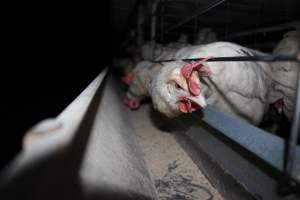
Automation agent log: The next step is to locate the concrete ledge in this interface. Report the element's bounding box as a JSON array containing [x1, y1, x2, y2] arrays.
[[0, 70, 157, 200], [172, 114, 300, 200]]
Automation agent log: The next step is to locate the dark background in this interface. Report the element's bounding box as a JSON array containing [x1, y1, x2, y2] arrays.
[[1, 2, 111, 170]]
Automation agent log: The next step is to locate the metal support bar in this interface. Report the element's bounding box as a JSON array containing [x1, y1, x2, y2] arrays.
[[164, 21, 195, 29], [151, 0, 160, 59], [162, 14, 184, 18], [227, 21, 300, 40], [277, 61, 300, 195], [137, 3, 144, 45], [164, 0, 226, 34], [285, 66, 300, 180], [187, 106, 300, 179], [224, 2, 230, 39], [180, 115, 300, 199], [160, 2, 164, 42], [193, 17, 198, 42], [151, 0, 160, 41], [154, 53, 300, 63], [193, 0, 198, 43], [120, 0, 141, 47]]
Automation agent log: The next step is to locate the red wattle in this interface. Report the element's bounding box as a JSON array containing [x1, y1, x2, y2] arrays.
[[178, 97, 202, 113], [179, 101, 189, 113]]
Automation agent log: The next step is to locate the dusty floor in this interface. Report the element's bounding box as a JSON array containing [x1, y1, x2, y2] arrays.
[[130, 104, 224, 200]]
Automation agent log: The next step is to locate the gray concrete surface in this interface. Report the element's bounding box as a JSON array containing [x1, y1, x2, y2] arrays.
[[0, 73, 158, 200], [130, 104, 224, 200]]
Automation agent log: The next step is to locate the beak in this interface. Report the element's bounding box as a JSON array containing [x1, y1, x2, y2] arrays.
[[188, 94, 207, 108]]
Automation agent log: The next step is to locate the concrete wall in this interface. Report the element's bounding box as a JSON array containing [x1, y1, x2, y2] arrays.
[[0, 71, 157, 200]]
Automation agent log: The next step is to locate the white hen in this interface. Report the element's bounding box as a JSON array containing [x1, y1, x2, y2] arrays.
[[194, 28, 218, 45], [151, 42, 274, 125], [122, 44, 182, 110], [269, 30, 300, 120], [122, 60, 163, 109], [140, 42, 180, 61], [154, 46, 178, 61], [166, 34, 191, 49]]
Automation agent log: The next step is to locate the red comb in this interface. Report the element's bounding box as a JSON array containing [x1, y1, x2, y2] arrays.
[[181, 57, 211, 96], [181, 57, 211, 78], [121, 71, 133, 85]]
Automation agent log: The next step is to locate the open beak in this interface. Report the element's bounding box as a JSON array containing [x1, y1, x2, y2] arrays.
[[178, 58, 211, 114], [178, 94, 207, 113], [188, 94, 207, 108]]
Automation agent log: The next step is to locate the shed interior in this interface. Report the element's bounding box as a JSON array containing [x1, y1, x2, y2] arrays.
[[0, 1, 299, 200]]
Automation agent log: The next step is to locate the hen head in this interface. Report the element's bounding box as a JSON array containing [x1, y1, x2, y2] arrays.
[[151, 59, 211, 118]]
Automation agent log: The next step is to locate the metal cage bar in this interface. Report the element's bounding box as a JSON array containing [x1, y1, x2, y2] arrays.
[[153, 53, 300, 63], [286, 66, 300, 181], [164, 0, 226, 34]]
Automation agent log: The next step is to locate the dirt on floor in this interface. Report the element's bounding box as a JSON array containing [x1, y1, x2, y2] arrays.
[[130, 104, 224, 200]]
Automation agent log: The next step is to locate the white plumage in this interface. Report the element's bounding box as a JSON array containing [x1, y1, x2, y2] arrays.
[[123, 37, 298, 126], [151, 42, 274, 125], [194, 28, 218, 45], [166, 34, 191, 49], [122, 41, 186, 109], [141, 42, 181, 61], [269, 30, 300, 120], [123, 60, 162, 109]]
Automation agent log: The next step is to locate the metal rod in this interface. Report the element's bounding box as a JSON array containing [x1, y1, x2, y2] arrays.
[[284, 65, 300, 179], [120, 0, 141, 47], [164, 22, 195, 29], [151, 0, 160, 60], [160, 2, 164, 43], [224, 2, 230, 40], [193, 0, 198, 43], [227, 21, 300, 40], [193, 17, 198, 43], [137, 3, 144, 45], [151, 0, 160, 41], [164, 0, 226, 34], [154, 54, 300, 63]]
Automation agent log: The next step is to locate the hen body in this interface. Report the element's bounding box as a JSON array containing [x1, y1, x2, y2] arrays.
[[269, 30, 300, 120], [151, 42, 274, 125], [126, 61, 162, 101], [194, 28, 218, 45]]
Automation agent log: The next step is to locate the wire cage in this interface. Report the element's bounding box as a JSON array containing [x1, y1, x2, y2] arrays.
[[135, 0, 300, 196], [1, 0, 300, 200]]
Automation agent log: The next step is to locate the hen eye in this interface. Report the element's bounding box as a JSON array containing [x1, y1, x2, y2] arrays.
[[200, 78, 207, 85], [174, 82, 183, 90]]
